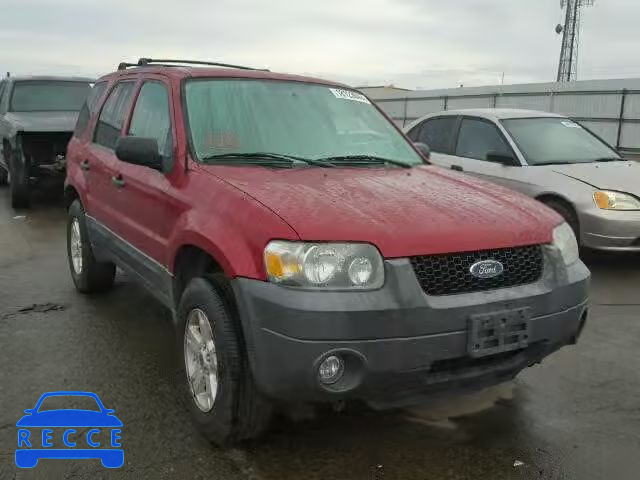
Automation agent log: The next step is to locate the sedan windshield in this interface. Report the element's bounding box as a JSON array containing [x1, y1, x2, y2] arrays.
[[501, 117, 622, 165], [10, 81, 92, 112], [184, 79, 423, 166]]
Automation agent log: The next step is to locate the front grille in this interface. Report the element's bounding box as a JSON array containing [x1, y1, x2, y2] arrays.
[[410, 245, 543, 296]]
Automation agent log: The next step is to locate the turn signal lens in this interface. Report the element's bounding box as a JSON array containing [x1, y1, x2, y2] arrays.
[[593, 191, 611, 209], [265, 251, 300, 279]]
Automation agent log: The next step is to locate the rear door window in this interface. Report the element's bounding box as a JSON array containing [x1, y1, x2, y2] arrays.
[[414, 117, 457, 154], [127, 81, 174, 169], [74, 82, 107, 137], [94, 81, 135, 150], [455, 117, 513, 161]]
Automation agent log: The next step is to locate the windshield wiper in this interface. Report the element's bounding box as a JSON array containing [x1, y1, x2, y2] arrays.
[[537, 161, 574, 166], [593, 157, 623, 162], [315, 155, 412, 168], [200, 152, 335, 168]]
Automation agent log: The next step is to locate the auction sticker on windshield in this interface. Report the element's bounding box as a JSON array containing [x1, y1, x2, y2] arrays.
[[329, 88, 370, 104]]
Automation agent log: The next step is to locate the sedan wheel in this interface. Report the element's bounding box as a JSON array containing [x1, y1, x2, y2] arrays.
[[184, 308, 219, 412]]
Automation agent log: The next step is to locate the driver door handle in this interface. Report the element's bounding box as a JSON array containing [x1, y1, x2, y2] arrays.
[[111, 174, 126, 188], [80, 160, 90, 171], [451, 165, 464, 172]]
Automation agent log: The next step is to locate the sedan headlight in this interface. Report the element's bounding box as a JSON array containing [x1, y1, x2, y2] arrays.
[[593, 190, 640, 210], [264, 241, 384, 289], [552, 223, 579, 266]]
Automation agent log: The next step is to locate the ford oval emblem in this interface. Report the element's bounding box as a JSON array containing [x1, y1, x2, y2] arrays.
[[469, 260, 504, 279]]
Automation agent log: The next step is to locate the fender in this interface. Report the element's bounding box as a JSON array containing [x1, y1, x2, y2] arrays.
[[64, 164, 89, 210], [167, 208, 298, 280]]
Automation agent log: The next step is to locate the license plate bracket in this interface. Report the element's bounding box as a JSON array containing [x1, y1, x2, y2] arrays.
[[468, 307, 531, 358]]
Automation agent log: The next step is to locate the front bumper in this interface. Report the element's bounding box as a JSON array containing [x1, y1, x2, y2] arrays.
[[581, 207, 640, 251], [233, 248, 590, 408]]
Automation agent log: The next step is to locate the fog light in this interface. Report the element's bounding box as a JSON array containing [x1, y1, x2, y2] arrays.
[[318, 355, 344, 385]]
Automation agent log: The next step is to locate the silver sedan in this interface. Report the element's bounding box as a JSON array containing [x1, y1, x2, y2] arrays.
[[405, 109, 640, 252]]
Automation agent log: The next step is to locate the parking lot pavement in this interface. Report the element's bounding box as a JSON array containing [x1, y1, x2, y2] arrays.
[[1, 188, 639, 480]]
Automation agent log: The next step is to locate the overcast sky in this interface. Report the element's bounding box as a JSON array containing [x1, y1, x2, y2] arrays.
[[1, 0, 638, 90]]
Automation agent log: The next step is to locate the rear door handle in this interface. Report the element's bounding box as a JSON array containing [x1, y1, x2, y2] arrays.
[[111, 174, 125, 188], [451, 165, 464, 172], [80, 160, 90, 171]]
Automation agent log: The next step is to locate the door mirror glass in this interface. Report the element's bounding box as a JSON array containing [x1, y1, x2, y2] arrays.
[[486, 151, 518, 166], [115, 136, 163, 171], [413, 142, 431, 160]]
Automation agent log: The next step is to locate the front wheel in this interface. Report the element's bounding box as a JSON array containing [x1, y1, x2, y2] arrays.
[[0, 165, 8, 186], [8, 147, 29, 208], [542, 199, 580, 244], [67, 199, 116, 293], [177, 275, 273, 445]]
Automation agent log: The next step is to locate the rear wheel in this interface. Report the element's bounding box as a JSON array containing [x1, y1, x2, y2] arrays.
[[177, 275, 273, 445], [67, 199, 116, 293]]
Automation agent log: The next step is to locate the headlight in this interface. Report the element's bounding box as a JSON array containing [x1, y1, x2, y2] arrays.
[[552, 223, 579, 266], [264, 241, 384, 289], [593, 190, 640, 210]]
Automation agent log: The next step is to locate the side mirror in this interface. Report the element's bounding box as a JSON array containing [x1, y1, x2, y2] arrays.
[[413, 142, 431, 161], [486, 151, 518, 166], [115, 136, 163, 171], [24, 409, 33, 414], [105, 409, 115, 415]]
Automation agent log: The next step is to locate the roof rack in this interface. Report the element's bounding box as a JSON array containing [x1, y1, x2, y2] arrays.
[[117, 58, 267, 71]]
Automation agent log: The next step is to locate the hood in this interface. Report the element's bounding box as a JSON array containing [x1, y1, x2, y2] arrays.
[[549, 161, 640, 195], [205, 165, 561, 257], [16, 409, 123, 427], [4, 111, 79, 133]]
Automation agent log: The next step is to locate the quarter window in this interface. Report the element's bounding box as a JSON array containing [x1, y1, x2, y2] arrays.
[[127, 82, 173, 169], [455, 118, 513, 162], [94, 81, 135, 150]]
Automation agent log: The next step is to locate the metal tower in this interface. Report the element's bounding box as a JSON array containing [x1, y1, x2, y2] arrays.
[[556, 0, 595, 82]]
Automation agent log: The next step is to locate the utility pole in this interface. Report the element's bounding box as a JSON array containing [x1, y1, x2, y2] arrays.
[[556, 0, 595, 82]]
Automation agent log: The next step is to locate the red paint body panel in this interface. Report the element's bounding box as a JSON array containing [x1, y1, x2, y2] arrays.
[[66, 65, 562, 283], [199, 165, 561, 260]]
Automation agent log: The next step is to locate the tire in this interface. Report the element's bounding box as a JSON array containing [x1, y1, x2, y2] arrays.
[[177, 274, 273, 445], [8, 146, 30, 208], [67, 199, 116, 293], [1, 142, 10, 187], [542, 198, 580, 243]]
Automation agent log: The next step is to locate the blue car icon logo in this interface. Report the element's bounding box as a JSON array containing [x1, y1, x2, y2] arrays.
[[15, 391, 123, 468]]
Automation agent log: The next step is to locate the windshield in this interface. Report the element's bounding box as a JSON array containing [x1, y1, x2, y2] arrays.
[[10, 81, 92, 112], [183, 79, 423, 166], [501, 117, 621, 165]]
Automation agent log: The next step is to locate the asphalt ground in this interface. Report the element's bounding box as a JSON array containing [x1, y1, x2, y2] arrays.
[[1, 185, 639, 480]]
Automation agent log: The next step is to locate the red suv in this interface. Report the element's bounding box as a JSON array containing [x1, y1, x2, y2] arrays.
[[65, 58, 590, 445]]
